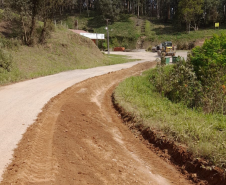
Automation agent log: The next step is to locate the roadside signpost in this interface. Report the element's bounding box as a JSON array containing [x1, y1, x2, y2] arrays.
[[215, 22, 219, 29]]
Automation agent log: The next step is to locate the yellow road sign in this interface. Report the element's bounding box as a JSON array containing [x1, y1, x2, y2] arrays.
[[215, 23, 219, 28]]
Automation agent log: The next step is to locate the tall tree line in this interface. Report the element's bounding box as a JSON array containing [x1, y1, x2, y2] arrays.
[[3, 0, 226, 21], [4, 0, 226, 21], [2, 0, 226, 45]]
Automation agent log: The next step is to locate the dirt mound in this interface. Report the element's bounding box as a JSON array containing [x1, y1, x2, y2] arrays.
[[194, 39, 205, 47], [1, 62, 193, 185]]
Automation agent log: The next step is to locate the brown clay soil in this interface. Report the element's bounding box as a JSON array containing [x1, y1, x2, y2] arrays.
[[0, 62, 194, 185]]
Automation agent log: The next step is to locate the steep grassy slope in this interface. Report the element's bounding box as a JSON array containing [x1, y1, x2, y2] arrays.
[[0, 26, 135, 85]]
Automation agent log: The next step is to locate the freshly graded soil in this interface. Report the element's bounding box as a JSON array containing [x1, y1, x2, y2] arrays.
[[0, 62, 194, 185]]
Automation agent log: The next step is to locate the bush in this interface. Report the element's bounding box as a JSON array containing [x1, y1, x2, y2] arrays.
[[190, 34, 226, 72], [150, 58, 203, 108], [197, 64, 226, 114], [0, 49, 13, 72], [151, 35, 226, 114], [121, 38, 129, 48], [0, 37, 20, 50], [176, 41, 195, 50], [111, 37, 119, 47]]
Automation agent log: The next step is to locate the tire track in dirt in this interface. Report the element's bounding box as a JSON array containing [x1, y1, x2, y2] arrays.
[[0, 97, 66, 184], [0, 62, 194, 185]]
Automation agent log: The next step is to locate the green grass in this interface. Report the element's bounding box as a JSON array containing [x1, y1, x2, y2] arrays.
[[0, 26, 137, 85], [145, 19, 226, 46], [62, 13, 140, 39], [104, 54, 138, 65], [144, 20, 155, 42], [78, 13, 140, 39], [61, 13, 141, 49], [114, 67, 226, 168]]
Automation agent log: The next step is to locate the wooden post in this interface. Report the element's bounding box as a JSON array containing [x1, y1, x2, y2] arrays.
[[105, 19, 110, 55]]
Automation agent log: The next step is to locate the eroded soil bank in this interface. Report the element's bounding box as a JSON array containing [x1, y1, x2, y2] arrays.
[[1, 62, 193, 185], [113, 101, 226, 185]]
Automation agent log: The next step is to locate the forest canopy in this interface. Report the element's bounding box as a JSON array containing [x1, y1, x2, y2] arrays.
[[0, 0, 225, 45]]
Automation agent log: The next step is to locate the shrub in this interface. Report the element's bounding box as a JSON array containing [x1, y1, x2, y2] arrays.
[[190, 34, 226, 73], [111, 37, 119, 47], [188, 41, 195, 50], [0, 49, 13, 72], [121, 38, 128, 48], [197, 64, 226, 114], [0, 37, 20, 50], [151, 35, 226, 114], [150, 58, 203, 108]]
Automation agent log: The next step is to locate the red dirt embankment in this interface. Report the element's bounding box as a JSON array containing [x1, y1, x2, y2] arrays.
[[1, 62, 194, 185]]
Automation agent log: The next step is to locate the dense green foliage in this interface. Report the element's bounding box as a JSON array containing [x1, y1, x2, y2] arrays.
[[1, 0, 226, 33], [95, 0, 122, 20], [0, 49, 13, 72], [150, 61, 203, 108], [0, 0, 225, 50], [151, 35, 226, 115], [190, 34, 226, 68], [178, 0, 204, 31]]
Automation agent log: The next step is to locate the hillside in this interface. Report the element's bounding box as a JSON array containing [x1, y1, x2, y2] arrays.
[[0, 26, 135, 85], [62, 12, 226, 50]]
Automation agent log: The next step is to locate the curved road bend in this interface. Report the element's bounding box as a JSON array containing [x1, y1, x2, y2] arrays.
[[0, 51, 158, 181], [0, 50, 187, 181]]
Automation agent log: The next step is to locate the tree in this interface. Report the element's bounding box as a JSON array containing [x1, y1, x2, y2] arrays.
[[178, 0, 204, 32], [5, 0, 65, 45], [95, 0, 122, 20], [38, 0, 64, 43], [5, 0, 34, 44]]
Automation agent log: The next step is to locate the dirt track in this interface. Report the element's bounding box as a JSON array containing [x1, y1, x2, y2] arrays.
[[0, 62, 193, 185]]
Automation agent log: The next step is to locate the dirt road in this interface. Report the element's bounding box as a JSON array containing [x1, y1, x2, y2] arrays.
[[110, 50, 188, 62], [0, 59, 151, 180], [0, 50, 187, 180], [0, 62, 193, 184]]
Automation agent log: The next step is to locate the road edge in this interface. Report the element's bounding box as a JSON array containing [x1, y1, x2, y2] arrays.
[[112, 94, 226, 185]]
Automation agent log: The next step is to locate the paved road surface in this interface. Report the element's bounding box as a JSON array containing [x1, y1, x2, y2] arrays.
[[110, 49, 188, 62]]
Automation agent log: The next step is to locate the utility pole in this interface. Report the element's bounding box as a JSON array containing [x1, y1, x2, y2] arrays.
[[105, 19, 110, 55]]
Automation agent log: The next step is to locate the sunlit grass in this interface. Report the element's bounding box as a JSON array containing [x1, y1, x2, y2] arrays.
[[0, 27, 137, 85], [146, 19, 226, 45], [114, 67, 226, 168]]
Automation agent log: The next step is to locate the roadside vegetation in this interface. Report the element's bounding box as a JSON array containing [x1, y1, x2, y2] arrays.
[[114, 35, 226, 168]]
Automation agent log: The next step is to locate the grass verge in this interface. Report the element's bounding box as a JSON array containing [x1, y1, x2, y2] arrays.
[[0, 27, 137, 86], [114, 66, 226, 168]]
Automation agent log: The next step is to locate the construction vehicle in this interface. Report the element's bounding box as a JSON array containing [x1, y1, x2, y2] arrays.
[[154, 41, 176, 57]]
